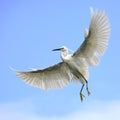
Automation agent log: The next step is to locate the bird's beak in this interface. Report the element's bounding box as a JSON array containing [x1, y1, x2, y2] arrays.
[[52, 48, 63, 51]]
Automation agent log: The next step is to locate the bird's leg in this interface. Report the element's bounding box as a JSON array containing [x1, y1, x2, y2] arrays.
[[85, 80, 90, 96], [79, 71, 90, 96], [80, 84, 85, 102]]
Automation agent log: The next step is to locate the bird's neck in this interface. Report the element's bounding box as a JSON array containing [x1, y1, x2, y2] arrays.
[[61, 51, 70, 61]]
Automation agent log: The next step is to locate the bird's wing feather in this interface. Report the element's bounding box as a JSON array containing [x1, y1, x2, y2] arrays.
[[16, 62, 73, 90], [73, 9, 110, 66]]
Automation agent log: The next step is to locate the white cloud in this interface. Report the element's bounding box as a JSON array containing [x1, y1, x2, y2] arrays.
[[0, 99, 120, 120]]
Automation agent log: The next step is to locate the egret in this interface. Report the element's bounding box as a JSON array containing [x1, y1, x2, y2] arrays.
[[15, 8, 110, 101]]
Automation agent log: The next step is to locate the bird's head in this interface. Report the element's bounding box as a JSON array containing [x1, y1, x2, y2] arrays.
[[52, 46, 69, 59]]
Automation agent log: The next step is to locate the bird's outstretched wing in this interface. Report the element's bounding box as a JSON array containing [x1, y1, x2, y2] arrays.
[[73, 8, 110, 66], [16, 62, 73, 90]]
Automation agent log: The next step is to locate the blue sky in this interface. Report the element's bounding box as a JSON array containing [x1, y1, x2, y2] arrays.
[[1, 0, 120, 119]]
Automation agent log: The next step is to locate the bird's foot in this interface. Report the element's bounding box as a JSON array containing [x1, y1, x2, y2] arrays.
[[87, 88, 90, 96], [80, 92, 85, 102]]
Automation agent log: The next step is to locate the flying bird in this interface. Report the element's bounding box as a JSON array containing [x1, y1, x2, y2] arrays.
[[15, 8, 110, 101]]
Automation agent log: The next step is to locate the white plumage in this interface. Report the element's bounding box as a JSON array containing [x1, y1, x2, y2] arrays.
[[15, 8, 110, 101]]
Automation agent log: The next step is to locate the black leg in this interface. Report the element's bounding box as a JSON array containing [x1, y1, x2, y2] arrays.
[[80, 84, 85, 102], [80, 84, 85, 93], [79, 71, 90, 96], [85, 80, 90, 96]]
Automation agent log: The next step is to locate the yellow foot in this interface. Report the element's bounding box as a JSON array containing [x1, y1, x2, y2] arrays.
[[87, 89, 91, 96], [80, 92, 85, 102]]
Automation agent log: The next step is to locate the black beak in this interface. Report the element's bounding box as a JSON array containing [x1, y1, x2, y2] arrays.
[[52, 48, 63, 51]]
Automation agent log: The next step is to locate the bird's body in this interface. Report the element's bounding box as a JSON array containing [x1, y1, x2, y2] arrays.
[[15, 8, 110, 101]]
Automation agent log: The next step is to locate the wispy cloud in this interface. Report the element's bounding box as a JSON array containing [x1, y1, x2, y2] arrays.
[[0, 99, 120, 120]]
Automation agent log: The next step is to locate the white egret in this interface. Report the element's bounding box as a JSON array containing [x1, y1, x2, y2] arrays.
[[15, 8, 110, 101]]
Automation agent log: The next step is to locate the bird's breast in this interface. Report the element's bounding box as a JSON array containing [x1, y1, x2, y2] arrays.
[[61, 54, 72, 63]]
